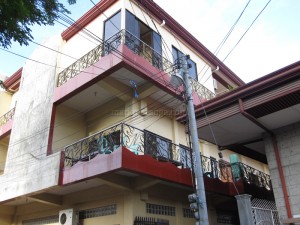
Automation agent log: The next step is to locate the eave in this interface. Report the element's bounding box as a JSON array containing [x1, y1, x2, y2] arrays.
[[61, 0, 244, 87], [3, 67, 22, 92]]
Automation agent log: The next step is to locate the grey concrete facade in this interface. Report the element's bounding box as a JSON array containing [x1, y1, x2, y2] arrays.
[[0, 36, 62, 202], [235, 194, 253, 225], [264, 121, 300, 220]]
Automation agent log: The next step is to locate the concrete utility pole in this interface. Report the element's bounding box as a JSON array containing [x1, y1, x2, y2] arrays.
[[181, 55, 209, 225]]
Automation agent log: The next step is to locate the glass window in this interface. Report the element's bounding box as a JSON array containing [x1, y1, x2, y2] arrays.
[[104, 11, 121, 41], [125, 10, 162, 69], [172, 46, 198, 80]]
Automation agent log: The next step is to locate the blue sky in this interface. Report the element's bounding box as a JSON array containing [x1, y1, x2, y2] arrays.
[[0, 0, 299, 83]]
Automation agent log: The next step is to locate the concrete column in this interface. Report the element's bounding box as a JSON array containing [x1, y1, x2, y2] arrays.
[[235, 194, 253, 225]]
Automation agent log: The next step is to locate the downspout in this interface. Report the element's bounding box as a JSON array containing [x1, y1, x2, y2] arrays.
[[238, 99, 293, 219]]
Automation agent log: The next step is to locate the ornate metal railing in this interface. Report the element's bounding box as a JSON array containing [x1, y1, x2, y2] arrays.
[[237, 162, 272, 190], [64, 123, 188, 167], [57, 43, 104, 86], [0, 108, 15, 127], [201, 156, 234, 182], [63, 123, 272, 190], [57, 30, 215, 100], [190, 78, 215, 100]]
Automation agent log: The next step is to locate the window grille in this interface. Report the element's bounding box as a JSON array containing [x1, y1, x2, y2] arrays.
[[22, 215, 58, 225], [79, 204, 117, 219], [183, 208, 194, 218], [146, 203, 175, 216]]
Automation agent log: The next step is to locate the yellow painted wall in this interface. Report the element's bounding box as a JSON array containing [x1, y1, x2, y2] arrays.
[[0, 91, 12, 116], [0, 136, 9, 174], [58, 1, 123, 78], [0, 214, 12, 225], [52, 105, 87, 153], [86, 98, 125, 135]]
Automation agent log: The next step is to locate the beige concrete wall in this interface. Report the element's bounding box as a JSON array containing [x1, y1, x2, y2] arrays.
[[0, 35, 62, 202], [52, 105, 87, 153]]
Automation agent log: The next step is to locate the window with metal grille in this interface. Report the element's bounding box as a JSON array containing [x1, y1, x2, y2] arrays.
[[183, 208, 194, 218], [79, 204, 117, 219], [22, 215, 58, 225], [146, 203, 175, 216]]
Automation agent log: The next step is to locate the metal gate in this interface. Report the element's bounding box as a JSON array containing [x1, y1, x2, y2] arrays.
[[251, 198, 280, 225]]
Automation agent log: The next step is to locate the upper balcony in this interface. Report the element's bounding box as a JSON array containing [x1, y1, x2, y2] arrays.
[[62, 122, 273, 199], [0, 108, 15, 137], [57, 30, 215, 101]]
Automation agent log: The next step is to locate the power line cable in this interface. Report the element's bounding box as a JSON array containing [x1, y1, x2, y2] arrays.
[[222, 0, 272, 62]]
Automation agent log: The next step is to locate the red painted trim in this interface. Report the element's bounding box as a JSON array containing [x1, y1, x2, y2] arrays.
[[53, 51, 124, 104], [54, 45, 184, 105], [58, 150, 65, 185], [3, 67, 22, 90], [47, 104, 56, 156], [0, 120, 12, 139], [61, 0, 243, 86], [184, 60, 300, 121], [62, 146, 240, 196], [61, 0, 118, 41], [272, 135, 293, 219]]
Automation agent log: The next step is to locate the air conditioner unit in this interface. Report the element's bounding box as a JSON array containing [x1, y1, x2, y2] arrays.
[[59, 209, 78, 225]]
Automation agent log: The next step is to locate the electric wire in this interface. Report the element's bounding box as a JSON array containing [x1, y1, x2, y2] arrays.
[[198, 0, 252, 83], [222, 0, 272, 62], [0, 1, 202, 184]]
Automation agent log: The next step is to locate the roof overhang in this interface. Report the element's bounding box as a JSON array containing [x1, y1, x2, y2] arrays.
[[3, 67, 22, 92], [61, 0, 244, 87], [178, 61, 300, 163]]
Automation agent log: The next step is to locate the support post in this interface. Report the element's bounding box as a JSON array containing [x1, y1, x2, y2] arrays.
[[235, 194, 253, 225], [182, 56, 209, 225]]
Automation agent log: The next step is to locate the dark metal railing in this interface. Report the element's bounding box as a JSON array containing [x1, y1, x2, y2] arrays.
[[57, 43, 104, 86], [0, 108, 15, 127], [134, 217, 169, 225], [63, 122, 272, 191], [57, 30, 215, 100], [237, 162, 272, 190], [201, 156, 234, 182], [64, 123, 190, 168]]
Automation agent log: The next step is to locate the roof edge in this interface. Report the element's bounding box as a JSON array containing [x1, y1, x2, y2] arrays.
[[192, 60, 300, 117], [61, 0, 118, 41], [4, 67, 22, 89], [134, 0, 245, 86]]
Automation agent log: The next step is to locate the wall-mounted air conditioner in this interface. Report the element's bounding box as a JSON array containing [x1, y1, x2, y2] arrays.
[[59, 208, 78, 225]]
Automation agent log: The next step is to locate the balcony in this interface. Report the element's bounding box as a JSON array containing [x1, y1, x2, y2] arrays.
[[63, 122, 272, 193], [0, 108, 15, 127], [57, 30, 215, 100]]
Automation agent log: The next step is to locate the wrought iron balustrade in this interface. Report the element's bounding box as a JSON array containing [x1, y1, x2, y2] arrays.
[[64, 123, 187, 167], [0, 108, 15, 127], [63, 122, 272, 190], [201, 155, 233, 182], [237, 162, 272, 190], [57, 43, 104, 86], [57, 30, 215, 100]]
